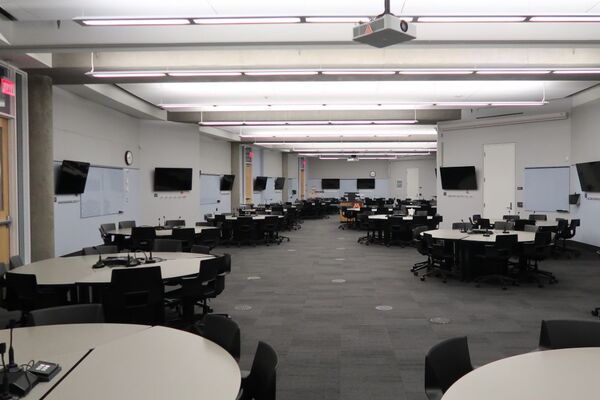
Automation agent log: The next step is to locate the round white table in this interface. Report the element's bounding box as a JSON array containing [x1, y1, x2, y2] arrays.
[[425, 229, 536, 243], [10, 252, 213, 286], [368, 215, 434, 221], [225, 215, 284, 220], [0, 323, 241, 400], [442, 348, 600, 400], [107, 226, 217, 237]]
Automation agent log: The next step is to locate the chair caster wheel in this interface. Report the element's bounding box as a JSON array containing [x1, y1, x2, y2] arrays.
[[420, 277, 426, 282], [413, 271, 418, 276]]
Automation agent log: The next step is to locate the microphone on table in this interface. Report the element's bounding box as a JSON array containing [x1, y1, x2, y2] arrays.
[[460, 219, 467, 233], [0, 343, 14, 400], [7, 321, 19, 374], [92, 246, 105, 269], [126, 250, 140, 267]]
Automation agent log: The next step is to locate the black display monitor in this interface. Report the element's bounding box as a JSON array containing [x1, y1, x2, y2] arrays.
[[357, 178, 375, 190], [254, 176, 268, 191], [220, 174, 235, 191], [322, 179, 340, 190], [154, 168, 193, 191], [55, 160, 90, 195], [576, 161, 600, 192], [274, 177, 285, 190], [440, 166, 477, 190]]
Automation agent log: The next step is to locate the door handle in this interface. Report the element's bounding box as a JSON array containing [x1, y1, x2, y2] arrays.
[[0, 216, 11, 226]]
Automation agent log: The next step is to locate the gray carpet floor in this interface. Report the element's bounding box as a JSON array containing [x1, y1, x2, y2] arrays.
[[210, 217, 600, 400]]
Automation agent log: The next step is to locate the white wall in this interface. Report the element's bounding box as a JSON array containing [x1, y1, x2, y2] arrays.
[[570, 99, 600, 246], [308, 159, 390, 179], [437, 115, 572, 228], [389, 158, 437, 200], [53, 87, 141, 255]]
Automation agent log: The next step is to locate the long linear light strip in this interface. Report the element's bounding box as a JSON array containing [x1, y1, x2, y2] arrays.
[[90, 68, 600, 78], [75, 15, 600, 26], [300, 152, 433, 156], [199, 120, 418, 126], [240, 133, 434, 138], [162, 103, 434, 111]]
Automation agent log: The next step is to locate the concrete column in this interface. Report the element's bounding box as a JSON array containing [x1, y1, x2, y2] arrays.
[[28, 75, 54, 261], [230, 143, 241, 211]]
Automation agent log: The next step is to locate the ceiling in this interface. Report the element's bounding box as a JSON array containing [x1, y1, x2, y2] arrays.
[[3, 1, 600, 159]]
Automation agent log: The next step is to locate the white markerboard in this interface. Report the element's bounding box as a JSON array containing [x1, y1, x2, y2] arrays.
[[524, 166, 570, 212]]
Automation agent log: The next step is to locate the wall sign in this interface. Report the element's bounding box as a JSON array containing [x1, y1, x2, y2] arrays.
[[1, 78, 15, 97]]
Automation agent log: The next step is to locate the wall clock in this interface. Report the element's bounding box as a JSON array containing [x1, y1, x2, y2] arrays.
[[124, 150, 133, 165], [369, 170, 376, 177]]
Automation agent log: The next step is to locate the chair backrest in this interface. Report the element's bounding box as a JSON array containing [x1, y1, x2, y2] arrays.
[[539, 320, 600, 349], [100, 223, 116, 235], [452, 222, 466, 230], [529, 214, 547, 221], [203, 213, 213, 221], [534, 230, 552, 247], [414, 210, 428, 217], [5, 273, 38, 311], [503, 215, 520, 221], [131, 227, 157, 251], [477, 218, 491, 229], [104, 266, 164, 325], [243, 341, 279, 400], [30, 304, 105, 326], [118, 220, 136, 229], [412, 225, 429, 239], [524, 224, 539, 233], [153, 239, 183, 252], [0, 262, 6, 278], [9, 255, 24, 269], [165, 219, 185, 228], [172, 228, 196, 250], [191, 245, 211, 254], [425, 336, 473, 394], [493, 221, 509, 230], [202, 315, 241, 361], [472, 214, 481, 222], [82, 245, 118, 256], [514, 219, 535, 231], [495, 234, 518, 252]]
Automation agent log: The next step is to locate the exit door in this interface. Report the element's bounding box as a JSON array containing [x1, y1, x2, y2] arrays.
[[483, 143, 516, 221], [0, 118, 10, 264]]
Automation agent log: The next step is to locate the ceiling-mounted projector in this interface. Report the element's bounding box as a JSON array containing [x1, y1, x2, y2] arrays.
[[353, 0, 415, 48]]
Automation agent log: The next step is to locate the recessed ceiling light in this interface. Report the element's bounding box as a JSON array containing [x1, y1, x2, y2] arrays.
[[192, 17, 301, 24], [77, 18, 192, 26], [417, 16, 527, 23]]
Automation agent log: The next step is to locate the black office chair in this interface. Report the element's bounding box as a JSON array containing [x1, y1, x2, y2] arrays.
[[191, 245, 211, 255], [99, 223, 116, 245], [529, 214, 547, 221], [451, 222, 470, 231], [387, 217, 412, 247], [411, 226, 431, 276], [514, 219, 535, 231], [521, 231, 557, 286], [474, 234, 519, 290], [420, 234, 455, 283], [9, 255, 24, 269], [233, 217, 257, 246], [555, 219, 581, 258], [5, 273, 63, 314], [172, 228, 196, 252], [503, 215, 520, 221], [424, 337, 474, 400], [262, 216, 281, 245], [118, 220, 136, 229], [472, 214, 481, 224], [153, 239, 183, 252], [196, 228, 220, 249], [82, 245, 118, 256], [239, 341, 279, 400], [165, 257, 220, 322], [0, 307, 21, 329], [199, 314, 241, 362], [539, 320, 600, 350], [29, 304, 104, 326], [414, 210, 428, 217], [131, 227, 157, 252], [493, 221, 510, 231], [475, 218, 491, 230], [164, 219, 186, 228], [103, 266, 165, 326]]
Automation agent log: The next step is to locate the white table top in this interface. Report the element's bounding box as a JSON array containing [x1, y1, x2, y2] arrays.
[[368, 215, 434, 220], [11, 252, 213, 285], [107, 226, 217, 237], [442, 348, 600, 400], [225, 215, 283, 220], [424, 229, 536, 243], [1, 324, 240, 400]]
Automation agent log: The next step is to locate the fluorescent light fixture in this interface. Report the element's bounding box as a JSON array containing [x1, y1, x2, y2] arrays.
[[199, 120, 419, 126], [489, 101, 547, 106], [240, 132, 413, 138], [90, 72, 166, 78], [319, 157, 342, 160], [417, 16, 526, 23], [305, 17, 371, 23], [193, 17, 301, 24], [529, 16, 600, 22], [200, 121, 244, 126], [398, 69, 474, 75], [303, 152, 432, 157], [163, 103, 433, 112], [244, 70, 319, 76], [552, 69, 600, 74], [78, 18, 191, 26], [167, 71, 242, 77], [475, 69, 551, 75], [321, 70, 397, 75]]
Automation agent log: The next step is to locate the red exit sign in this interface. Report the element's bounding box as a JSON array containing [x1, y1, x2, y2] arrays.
[[1, 78, 15, 97]]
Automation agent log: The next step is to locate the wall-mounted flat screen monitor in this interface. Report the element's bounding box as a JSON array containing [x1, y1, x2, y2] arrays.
[[576, 161, 600, 192], [274, 177, 285, 190], [220, 174, 235, 191], [55, 160, 91, 195], [357, 178, 375, 190], [254, 176, 268, 191], [154, 168, 193, 191], [440, 166, 477, 190], [322, 179, 340, 190]]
